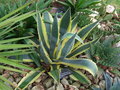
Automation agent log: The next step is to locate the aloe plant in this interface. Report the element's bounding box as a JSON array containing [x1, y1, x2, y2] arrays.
[[15, 9, 100, 89]]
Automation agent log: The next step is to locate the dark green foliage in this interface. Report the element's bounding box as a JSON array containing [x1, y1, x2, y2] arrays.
[[57, 0, 101, 27], [88, 36, 120, 68]]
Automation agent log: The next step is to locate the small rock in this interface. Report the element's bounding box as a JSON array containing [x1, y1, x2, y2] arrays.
[[72, 82, 80, 88], [94, 77, 99, 84], [47, 85, 55, 90], [61, 78, 69, 85], [13, 82, 17, 87], [69, 85, 79, 90], [13, 73, 19, 78], [32, 85, 44, 90], [99, 80, 105, 90], [88, 75, 93, 80], [56, 83, 64, 90], [93, 85, 100, 88], [8, 76, 14, 82], [99, 75, 103, 80], [16, 77, 22, 83], [79, 86, 85, 90], [28, 84, 32, 90], [43, 78, 53, 88], [2, 73, 9, 78]]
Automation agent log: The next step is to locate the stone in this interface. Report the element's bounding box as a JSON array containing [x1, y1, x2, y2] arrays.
[[99, 80, 105, 90], [61, 78, 69, 85], [32, 85, 44, 90], [43, 78, 54, 88], [16, 77, 22, 83], [28, 84, 32, 90], [72, 82, 80, 88], [79, 86, 85, 90], [69, 85, 79, 90], [47, 85, 56, 90], [8, 76, 14, 82], [56, 83, 64, 90]]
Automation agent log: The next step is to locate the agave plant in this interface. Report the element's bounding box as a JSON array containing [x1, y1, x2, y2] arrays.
[[15, 9, 100, 89]]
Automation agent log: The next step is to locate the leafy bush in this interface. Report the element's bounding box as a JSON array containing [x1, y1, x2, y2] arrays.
[[0, 0, 53, 41], [0, 1, 38, 89], [57, 0, 101, 27], [0, 0, 53, 17], [88, 36, 120, 68]]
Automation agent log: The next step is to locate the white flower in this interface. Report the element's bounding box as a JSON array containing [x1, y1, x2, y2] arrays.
[[106, 5, 115, 13]]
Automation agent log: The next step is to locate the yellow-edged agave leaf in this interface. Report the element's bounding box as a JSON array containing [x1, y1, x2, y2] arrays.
[[60, 33, 76, 59], [0, 81, 13, 90], [59, 59, 98, 76], [39, 42, 52, 64], [0, 65, 26, 73], [71, 70, 91, 84], [60, 8, 71, 38], [78, 21, 99, 40], [71, 15, 79, 32], [61, 33, 83, 44], [50, 15, 59, 58], [43, 11, 53, 45], [0, 36, 32, 44], [43, 11, 53, 24], [67, 38, 99, 58], [48, 65, 61, 82], [29, 53, 41, 67], [0, 0, 33, 22], [0, 49, 33, 57], [0, 75, 17, 88], [37, 13, 50, 49], [17, 70, 45, 90], [0, 44, 34, 50], [0, 57, 35, 71]]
